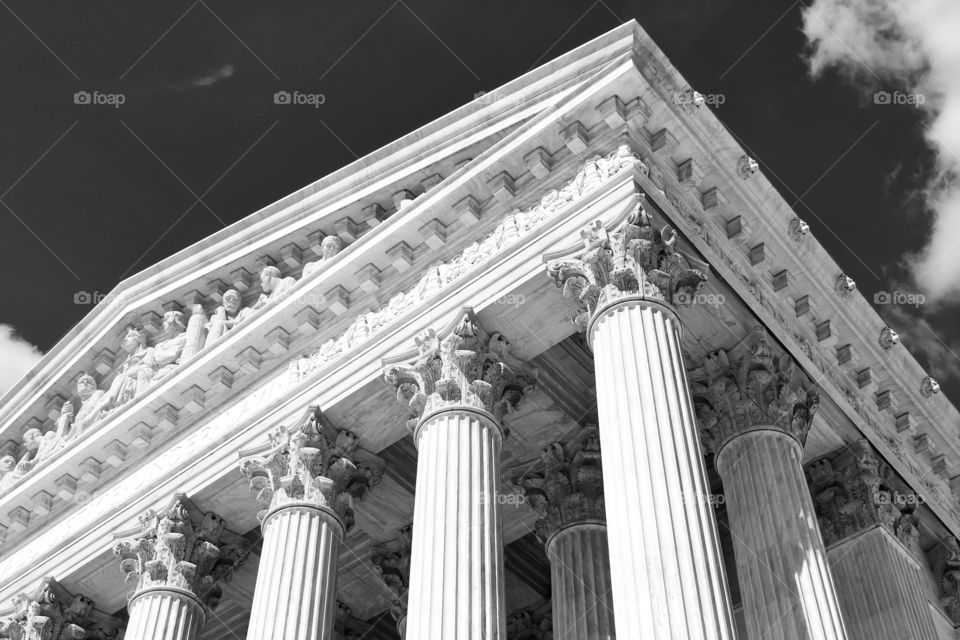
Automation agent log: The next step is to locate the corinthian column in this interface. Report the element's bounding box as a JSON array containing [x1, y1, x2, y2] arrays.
[[520, 425, 614, 640], [113, 496, 246, 640], [808, 441, 937, 639], [547, 201, 735, 639], [384, 312, 537, 640], [691, 329, 847, 640], [238, 407, 384, 640]]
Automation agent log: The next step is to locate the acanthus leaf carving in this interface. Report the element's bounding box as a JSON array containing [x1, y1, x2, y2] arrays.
[[546, 197, 708, 330], [383, 312, 538, 431], [238, 406, 384, 528], [690, 328, 820, 454], [0, 578, 123, 640]]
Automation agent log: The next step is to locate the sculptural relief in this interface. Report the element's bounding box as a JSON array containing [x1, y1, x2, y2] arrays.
[[251, 266, 297, 312], [206, 289, 252, 345], [72, 373, 108, 437], [102, 327, 156, 411], [301, 235, 343, 278], [152, 311, 188, 381]]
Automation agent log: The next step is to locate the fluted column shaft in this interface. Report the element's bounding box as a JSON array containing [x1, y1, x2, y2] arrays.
[[245, 504, 344, 640], [406, 407, 506, 640], [547, 523, 615, 640], [589, 297, 735, 639], [124, 587, 205, 640], [827, 526, 937, 640], [717, 430, 847, 640]]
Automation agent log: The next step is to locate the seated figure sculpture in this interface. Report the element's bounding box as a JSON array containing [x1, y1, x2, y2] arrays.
[[301, 235, 343, 278], [102, 327, 156, 411], [152, 310, 188, 381], [251, 266, 297, 311], [206, 289, 253, 345]]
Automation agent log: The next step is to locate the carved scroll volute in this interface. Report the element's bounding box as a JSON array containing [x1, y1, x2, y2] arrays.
[[383, 311, 538, 435], [690, 328, 820, 454], [238, 407, 384, 529], [545, 197, 709, 331], [112, 495, 246, 607]]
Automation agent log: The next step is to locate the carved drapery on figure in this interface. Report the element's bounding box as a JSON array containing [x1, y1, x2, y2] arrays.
[[238, 406, 384, 528], [113, 495, 247, 607], [807, 440, 921, 549], [301, 235, 343, 278], [383, 311, 538, 432], [370, 525, 412, 625], [519, 425, 604, 543], [690, 328, 820, 455], [0, 578, 123, 640], [546, 196, 708, 331]]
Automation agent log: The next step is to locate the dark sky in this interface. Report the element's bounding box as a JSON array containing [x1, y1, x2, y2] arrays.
[[1, 0, 957, 401]]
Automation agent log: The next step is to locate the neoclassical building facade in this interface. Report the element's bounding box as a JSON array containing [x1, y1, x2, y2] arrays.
[[1, 20, 959, 640]]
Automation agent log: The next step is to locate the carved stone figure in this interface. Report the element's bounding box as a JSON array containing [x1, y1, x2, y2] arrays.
[[103, 327, 156, 411], [205, 289, 252, 345], [72, 373, 108, 436], [151, 311, 188, 381], [251, 266, 297, 310], [301, 235, 343, 278]]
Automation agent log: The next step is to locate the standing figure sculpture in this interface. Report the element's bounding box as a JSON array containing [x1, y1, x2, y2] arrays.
[[205, 289, 252, 345], [301, 235, 343, 278], [72, 373, 109, 437], [152, 311, 188, 381]]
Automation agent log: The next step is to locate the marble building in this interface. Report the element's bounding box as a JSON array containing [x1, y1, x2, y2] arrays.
[[0, 19, 959, 640]]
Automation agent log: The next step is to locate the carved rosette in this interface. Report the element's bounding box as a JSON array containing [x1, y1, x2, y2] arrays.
[[112, 495, 246, 607], [921, 376, 941, 398], [931, 538, 960, 623], [0, 579, 123, 640], [835, 274, 856, 298], [788, 217, 809, 243], [879, 326, 900, 350], [690, 329, 820, 455], [806, 440, 921, 549], [370, 526, 412, 625], [506, 603, 553, 640], [239, 407, 384, 529], [737, 155, 759, 179], [545, 199, 709, 331], [383, 312, 538, 432], [520, 425, 605, 544]]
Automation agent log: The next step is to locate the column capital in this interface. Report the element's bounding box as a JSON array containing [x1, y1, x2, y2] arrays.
[[238, 406, 384, 529], [931, 537, 960, 624], [112, 494, 247, 608], [370, 525, 412, 628], [0, 578, 124, 640], [807, 440, 921, 549], [505, 602, 552, 640], [545, 197, 709, 332], [691, 327, 820, 456], [519, 425, 605, 546], [383, 310, 538, 435]]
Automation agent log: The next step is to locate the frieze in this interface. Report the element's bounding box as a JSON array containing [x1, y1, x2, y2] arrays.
[[289, 145, 641, 383]]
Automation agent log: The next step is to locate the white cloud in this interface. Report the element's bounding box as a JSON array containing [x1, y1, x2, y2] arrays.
[[0, 325, 42, 398], [190, 63, 235, 88], [801, 0, 960, 302]]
